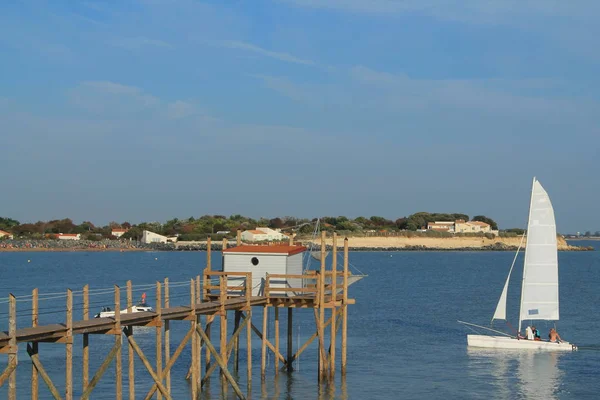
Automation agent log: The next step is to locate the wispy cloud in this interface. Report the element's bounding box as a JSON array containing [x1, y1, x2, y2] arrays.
[[210, 40, 315, 65], [111, 36, 173, 50], [69, 81, 160, 114], [68, 81, 217, 122]]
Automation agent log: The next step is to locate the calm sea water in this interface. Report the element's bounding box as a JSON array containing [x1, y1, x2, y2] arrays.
[[1, 245, 599, 399]]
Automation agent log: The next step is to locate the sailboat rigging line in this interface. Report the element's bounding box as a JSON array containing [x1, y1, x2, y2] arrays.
[[457, 320, 513, 337], [505, 320, 519, 336]]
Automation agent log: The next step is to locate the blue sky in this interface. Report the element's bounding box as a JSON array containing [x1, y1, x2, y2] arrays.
[[1, 0, 599, 233]]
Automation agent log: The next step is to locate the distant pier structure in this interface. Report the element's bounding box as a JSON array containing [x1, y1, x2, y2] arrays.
[[0, 232, 359, 399]]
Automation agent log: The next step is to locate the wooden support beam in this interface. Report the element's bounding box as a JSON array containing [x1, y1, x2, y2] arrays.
[[245, 275, 252, 386], [219, 275, 227, 382], [32, 288, 39, 399], [289, 309, 339, 364], [274, 307, 280, 375], [0, 360, 17, 389], [114, 285, 122, 400], [342, 237, 349, 375], [261, 306, 267, 379], [195, 275, 202, 389], [319, 231, 326, 381], [164, 278, 171, 395], [27, 344, 62, 400], [204, 237, 213, 379], [201, 313, 249, 387], [126, 281, 134, 400], [8, 293, 16, 400], [155, 282, 163, 400], [330, 232, 338, 379], [233, 311, 241, 373], [143, 326, 194, 400], [82, 284, 89, 394], [190, 279, 198, 400], [287, 308, 293, 372], [126, 336, 173, 400], [327, 312, 343, 365], [247, 317, 287, 367], [195, 323, 246, 400], [66, 289, 73, 400], [237, 229, 242, 246], [81, 338, 123, 399]]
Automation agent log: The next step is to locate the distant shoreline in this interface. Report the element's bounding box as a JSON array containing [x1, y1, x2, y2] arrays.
[[0, 236, 593, 252], [0, 247, 148, 252]]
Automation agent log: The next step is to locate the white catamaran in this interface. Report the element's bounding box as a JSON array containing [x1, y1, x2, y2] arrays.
[[464, 178, 576, 351]]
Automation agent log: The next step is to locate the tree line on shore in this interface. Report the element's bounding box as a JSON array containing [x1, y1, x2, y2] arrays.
[[1, 212, 514, 241]]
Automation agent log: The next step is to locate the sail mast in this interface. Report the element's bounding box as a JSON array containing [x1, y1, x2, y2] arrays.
[[518, 177, 537, 334]]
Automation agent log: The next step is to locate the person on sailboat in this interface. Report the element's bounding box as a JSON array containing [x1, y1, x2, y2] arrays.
[[549, 328, 562, 343], [525, 326, 534, 340], [140, 292, 147, 306], [531, 326, 541, 341]]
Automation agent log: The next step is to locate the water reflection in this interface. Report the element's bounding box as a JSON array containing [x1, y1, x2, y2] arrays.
[[467, 348, 563, 399]]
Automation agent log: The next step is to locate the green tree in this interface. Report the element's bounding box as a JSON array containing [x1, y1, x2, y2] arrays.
[[395, 217, 408, 230], [0, 217, 20, 230], [505, 228, 525, 235]]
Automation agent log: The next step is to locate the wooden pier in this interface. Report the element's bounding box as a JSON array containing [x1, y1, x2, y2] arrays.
[[0, 233, 357, 399]]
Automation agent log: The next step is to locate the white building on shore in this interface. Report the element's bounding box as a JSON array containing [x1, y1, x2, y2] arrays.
[[0, 230, 14, 239], [142, 230, 168, 244], [427, 220, 496, 235], [57, 233, 81, 240], [111, 228, 128, 238], [240, 227, 289, 242]]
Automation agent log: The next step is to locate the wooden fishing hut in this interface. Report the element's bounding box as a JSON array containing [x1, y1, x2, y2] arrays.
[[0, 231, 358, 399]]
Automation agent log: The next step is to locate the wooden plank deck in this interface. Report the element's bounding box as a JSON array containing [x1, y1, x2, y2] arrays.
[[0, 294, 353, 348], [0, 296, 268, 348]]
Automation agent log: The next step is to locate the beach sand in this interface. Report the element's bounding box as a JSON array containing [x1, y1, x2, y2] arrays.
[[309, 235, 579, 251]]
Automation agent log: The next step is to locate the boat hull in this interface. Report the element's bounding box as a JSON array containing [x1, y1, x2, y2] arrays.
[[94, 305, 153, 318], [467, 335, 576, 351]]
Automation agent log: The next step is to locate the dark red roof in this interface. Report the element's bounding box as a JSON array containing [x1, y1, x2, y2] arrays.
[[223, 245, 307, 256]]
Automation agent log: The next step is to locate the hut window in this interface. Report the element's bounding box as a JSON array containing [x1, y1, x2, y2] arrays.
[[251, 257, 259, 266]]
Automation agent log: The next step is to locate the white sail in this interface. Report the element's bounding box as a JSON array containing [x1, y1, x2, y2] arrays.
[[519, 179, 559, 326], [492, 233, 526, 321], [492, 273, 511, 321]]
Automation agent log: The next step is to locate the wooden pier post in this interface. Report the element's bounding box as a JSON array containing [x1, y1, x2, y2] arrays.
[[164, 278, 171, 394], [83, 285, 89, 393], [190, 279, 198, 399], [31, 288, 38, 399], [318, 231, 327, 381], [66, 289, 73, 400], [126, 281, 134, 400], [195, 275, 202, 392], [8, 294, 17, 400], [341, 237, 349, 376], [287, 308, 293, 372], [114, 285, 122, 400], [233, 311, 241, 373], [261, 305, 268, 379], [274, 307, 280, 375], [237, 230, 242, 246], [246, 274, 252, 388], [219, 275, 227, 384], [204, 237, 213, 378], [330, 232, 337, 378], [155, 282, 163, 400]]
